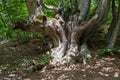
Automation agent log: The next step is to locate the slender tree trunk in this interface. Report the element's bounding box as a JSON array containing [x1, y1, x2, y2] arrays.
[[106, 0, 120, 48]]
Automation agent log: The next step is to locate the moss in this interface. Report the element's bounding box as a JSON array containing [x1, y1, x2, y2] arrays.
[[49, 18, 57, 25], [33, 14, 58, 26], [33, 14, 47, 23]]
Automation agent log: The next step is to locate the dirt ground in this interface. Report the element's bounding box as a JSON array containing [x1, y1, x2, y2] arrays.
[[0, 37, 120, 80]]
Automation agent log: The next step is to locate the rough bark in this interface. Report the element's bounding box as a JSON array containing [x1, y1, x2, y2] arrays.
[[14, 0, 110, 66]]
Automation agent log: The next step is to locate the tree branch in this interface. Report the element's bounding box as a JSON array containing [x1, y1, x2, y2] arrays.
[[75, 0, 110, 43], [78, 0, 91, 25], [82, 0, 109, 30], [39, 0, 60, 13], [13, 21, 45, 32]]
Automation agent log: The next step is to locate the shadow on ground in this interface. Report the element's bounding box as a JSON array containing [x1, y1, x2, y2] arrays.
[[0, 37, 120, 80]]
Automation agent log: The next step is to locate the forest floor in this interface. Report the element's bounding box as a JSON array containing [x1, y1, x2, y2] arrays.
[[0, 37, 120, 80]]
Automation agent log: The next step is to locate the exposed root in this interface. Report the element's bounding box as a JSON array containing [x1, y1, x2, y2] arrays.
[[80, 43, 92, 64], [50, 43, 80, 66]]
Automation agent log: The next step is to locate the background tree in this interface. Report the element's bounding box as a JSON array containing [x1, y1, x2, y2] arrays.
[[106, 0, 120, 48], [13, 0, 110, 66]]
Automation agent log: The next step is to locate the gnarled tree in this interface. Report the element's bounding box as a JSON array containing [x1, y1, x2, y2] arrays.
[[14, 0, 110, 66]]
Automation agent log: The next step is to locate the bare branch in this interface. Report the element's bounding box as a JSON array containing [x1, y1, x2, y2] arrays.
[[39, 0, 60, 13]]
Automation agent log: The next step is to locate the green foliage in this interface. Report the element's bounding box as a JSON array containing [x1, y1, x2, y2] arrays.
[[0, 0, 59, 40], [17, 59, 33, 66], [98, 47, 120, 57], [0, 54, 49, 72], [35, 54, 49, 65], [0, 0, 42, 40], [43, 0, 58, 17], [0, 0, 30, 40]]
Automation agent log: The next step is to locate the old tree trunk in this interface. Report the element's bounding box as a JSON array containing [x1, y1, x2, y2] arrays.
[[14, 0, 110, 66]]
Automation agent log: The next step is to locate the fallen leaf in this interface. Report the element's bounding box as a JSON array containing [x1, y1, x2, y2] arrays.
[[24, 78, 31, 80], [101, 67, 113, 73], [81, 69, 86, 72], [98, 72, 104, 76], [8, 74, 16, 77], [57, 74, 68, 80], [4, 77, 11, 80], [104, 57, 115, 61], [86, 65, 90, 69], [114, 72, 119, 78], [83, 74, 86, 77], [104, 74, 109, 77]]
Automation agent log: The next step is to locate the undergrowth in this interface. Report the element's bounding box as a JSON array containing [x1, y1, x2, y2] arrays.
[[98, 47, 120, 57]]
